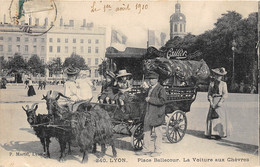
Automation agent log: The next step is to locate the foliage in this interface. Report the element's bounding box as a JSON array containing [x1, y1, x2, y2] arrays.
[[0, 56, 8, 71], [27, 54, 45, 75], [166, 11, 258, 88], [7, 53, 27, 72], [63, 53, 89, 70], [47, 57, 63, 75]]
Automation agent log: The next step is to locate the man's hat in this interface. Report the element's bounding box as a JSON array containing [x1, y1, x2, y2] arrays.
[[212, 67, 227, 76], [145, 71, 159, 79], [105, 71, 116, 79], [116, 70, 132, 78], [64, 66, 80, 75]]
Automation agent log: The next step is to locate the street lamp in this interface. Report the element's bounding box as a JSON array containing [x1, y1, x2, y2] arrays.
[[231, 40, 237, 87]]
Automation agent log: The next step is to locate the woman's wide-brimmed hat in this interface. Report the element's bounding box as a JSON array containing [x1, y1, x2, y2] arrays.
[[116, 70, 132, 78], [212, 67, 227, 76], [64, 66, 80, 75], [105, 71, 116, 79]]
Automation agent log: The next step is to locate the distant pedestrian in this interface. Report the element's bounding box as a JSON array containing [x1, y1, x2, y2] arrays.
[[42, 81, 46, 90], [205, 67, 228, 140], [38, 81, 43, 90], [25, 79, 29, 89], [0, 77, 7, 89], [27, 78, 36, 96]]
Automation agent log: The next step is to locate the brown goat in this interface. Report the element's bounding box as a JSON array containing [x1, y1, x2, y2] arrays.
[[71, 106, 117, 163]]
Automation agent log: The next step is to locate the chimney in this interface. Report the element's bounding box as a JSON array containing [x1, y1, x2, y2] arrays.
[[60, 17, 63, 26], [44, 17, 48, 26], [83, 19, 86, 27], [29, 16, 32, 25], [69, 20, 74, 27], [35, 18, 39, 26]]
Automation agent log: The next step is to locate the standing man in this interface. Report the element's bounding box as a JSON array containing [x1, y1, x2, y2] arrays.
[[136, 71, 167, 157]]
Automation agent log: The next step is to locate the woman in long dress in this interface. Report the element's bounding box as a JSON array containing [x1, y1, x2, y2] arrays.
[[205, 67, 228, 140], [27, 78, 36, 96]]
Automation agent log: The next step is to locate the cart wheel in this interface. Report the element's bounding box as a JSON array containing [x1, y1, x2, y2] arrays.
[[131, 123, 144, 150], [166, 110, 187, 143]]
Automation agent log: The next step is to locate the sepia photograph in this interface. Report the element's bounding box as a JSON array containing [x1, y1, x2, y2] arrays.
[[0, 0, 259, 166]]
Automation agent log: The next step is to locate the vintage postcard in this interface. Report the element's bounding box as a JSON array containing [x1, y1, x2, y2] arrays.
[[0, 0, 259, 167]]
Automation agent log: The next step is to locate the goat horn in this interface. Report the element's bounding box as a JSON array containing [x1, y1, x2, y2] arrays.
[[22, 106, 27, 112], [46, 90, 52, 98], [31, 103, 38, 110]]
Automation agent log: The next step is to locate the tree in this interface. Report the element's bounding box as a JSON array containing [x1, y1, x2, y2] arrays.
[[47, 57, 63, 77], [63, 53, 89, 70], [7, 53, 27, 72], [6, 53, 27, 83], [27, 54, 45, 76], [0, 56, 8, 72]]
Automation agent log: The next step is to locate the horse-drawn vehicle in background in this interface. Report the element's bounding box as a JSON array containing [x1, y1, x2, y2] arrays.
[[102, 46, 211, 149]]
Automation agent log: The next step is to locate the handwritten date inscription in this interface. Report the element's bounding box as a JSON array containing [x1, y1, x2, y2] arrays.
[[91, 1, 148, 14]]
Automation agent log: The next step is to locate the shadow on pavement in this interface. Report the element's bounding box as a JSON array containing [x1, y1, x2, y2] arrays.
[[186, 129, 258, 155]]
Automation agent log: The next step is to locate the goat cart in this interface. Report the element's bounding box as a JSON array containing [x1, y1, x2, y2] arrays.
[[102, 47, 203, 150]]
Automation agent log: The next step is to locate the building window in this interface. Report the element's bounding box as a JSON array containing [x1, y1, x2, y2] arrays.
[[65, 38, 68, 43], [33, 46, 37, 53], [8, 45, 12, 52], [41, 38, 45, 42], [180, 24, 182, 32], [88, 39, 91, 44], [65, 46, 68, 53], [174, 24, 177, 32], [57, 46, 61, 53], [95, 58, 99, 65], [80, 39, 84, 43], [25, 45, 28, 53], [73, 47, 76, 53], [95, 39, 99, 44], [0, 37, 3, 40], [95, 47, 99, 53], [184, 24, 186, 32], [49, 38, 53, 42], [95, 69, 99, 77], [88, 58, 91, 65], [73, 38, 76, 43], [8, 37, 12, 42], [0, 45, 3, 51], [41, 46, 45, 52], [16, 45, 20, 52], [88, 47, 91, 53], [25, 37, 29, 42], [34, 38, 37, 42], [17, 37, 20, 42], [57, 38, 60, 43], [80, 46, 84, 53], [49, 46, 53, 52]]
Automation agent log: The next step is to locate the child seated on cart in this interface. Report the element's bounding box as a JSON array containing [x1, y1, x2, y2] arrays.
[[115, 70, 133, 113], [99, 71, 117, 104]]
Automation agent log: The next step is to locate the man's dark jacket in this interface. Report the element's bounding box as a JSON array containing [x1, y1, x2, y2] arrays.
[[144, 83, 167, 130]]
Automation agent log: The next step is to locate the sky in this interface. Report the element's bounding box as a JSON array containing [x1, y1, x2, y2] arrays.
[[0, 0, 258, 48]]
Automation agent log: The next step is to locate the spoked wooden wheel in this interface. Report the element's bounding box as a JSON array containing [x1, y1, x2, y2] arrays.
[[166, 110, 187, 143], [131, 123, 144, 150]]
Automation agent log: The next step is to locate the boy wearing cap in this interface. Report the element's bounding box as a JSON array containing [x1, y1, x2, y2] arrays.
[[137, 71, 166, 157]]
